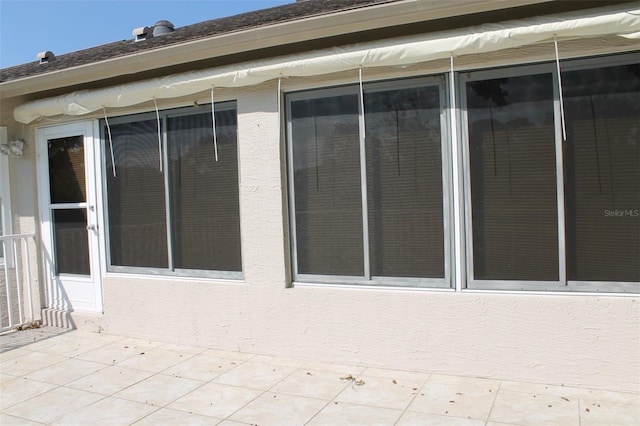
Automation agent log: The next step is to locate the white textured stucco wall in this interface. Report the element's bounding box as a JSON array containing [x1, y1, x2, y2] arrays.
[[66, 80, 640, 393]]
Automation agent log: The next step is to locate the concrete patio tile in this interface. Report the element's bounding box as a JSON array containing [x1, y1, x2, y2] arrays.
[[0, 372, 15, 383], [302, 360, 366, 375], [75, 341, 154, 365], [3, 386, 103, 424], [32, 335, 111, 358], [363, 367, 430, 383], [306, 401, 403, 425], [25, 358, 106, 385], [427, 374, 501, 392], [228, 392, 327, 426], [133, 407, 222, 425], [113, 373, 205, 406], [250, 354, 308, 368], [66, 365, 154, 395], [217, 420, 256, 426], [51, 396, 158, 426], [0, 413, 44, 425], [167, 382, 262, 418], [116, 348, 195, 373], [579, 388, 640, 406], [156, 342, 207, 355], [334, 374, 424, 410], [397, 411, 485, 425], [163, 353, 242, 381], [0, 347, 32, 362], [489, 390, 580, 426], [213, 361, 297, 390], [579, 397, 640, 425], [117, 337, 165, 349], [0, 377, 56, 410], [485, 422, 522, 426], [500, 380, 581, 399], [270, 368, 351, 400], [407, 382, 497, 421], [0, 351, 67, 377], [201, 348, 255, 361]]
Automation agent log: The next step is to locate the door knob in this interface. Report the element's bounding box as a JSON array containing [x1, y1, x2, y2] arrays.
[[86, 224, 96, 231]]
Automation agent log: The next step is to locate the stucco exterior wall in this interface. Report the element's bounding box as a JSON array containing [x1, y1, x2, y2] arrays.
[[66, 80, 640, 393]]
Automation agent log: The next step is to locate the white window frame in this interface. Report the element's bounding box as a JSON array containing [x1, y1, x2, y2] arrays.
[[286, 77, 454, 289], [459, 54, 639, 293], [101, 102, 243, 280]]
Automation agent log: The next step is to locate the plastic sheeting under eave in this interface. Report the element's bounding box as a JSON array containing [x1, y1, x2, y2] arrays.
[[13, 5, 640, 124]]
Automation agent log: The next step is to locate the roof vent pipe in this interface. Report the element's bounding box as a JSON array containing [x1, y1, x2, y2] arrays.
[[36, 51, 56, 64], [153, 20, 175, 36], [133, 26, 154, 42]]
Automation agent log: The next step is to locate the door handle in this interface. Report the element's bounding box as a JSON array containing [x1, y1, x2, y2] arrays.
[[86, 224, 97, 231]]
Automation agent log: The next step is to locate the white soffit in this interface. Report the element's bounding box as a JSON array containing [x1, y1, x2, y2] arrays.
[[14, 4, 640, 124]]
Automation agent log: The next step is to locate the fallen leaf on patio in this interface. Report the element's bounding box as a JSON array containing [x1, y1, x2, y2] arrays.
[[355, 379, 365, 386], [449, 400, 456, 403], [561, 397, 569, 402], [306, 372, 314, 376], [392, 379, 397, 384], [585, 408, 590, 412]]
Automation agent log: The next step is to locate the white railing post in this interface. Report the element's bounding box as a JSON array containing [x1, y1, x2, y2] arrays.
[[0, 233, 37, 332]]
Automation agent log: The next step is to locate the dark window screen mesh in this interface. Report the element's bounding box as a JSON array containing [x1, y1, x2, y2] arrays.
[[48, 136, 86, 204], [563, 64, 640, 282], [167, 110, 241, 272], [53, 209, 90, 275], [291, 94, 364, 276], [106, 119, 168, 268], [365, 86, 444, 278], [467, 74, 559, 281]]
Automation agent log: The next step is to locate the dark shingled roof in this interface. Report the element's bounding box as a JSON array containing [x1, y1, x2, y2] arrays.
[[0, 0, 399, 82]]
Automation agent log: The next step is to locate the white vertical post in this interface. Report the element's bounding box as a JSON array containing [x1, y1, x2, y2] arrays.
[[449, 55, 463, 292]]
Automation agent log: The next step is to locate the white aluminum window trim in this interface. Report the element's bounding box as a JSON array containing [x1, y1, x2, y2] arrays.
[[460, 55, 639, 293], [293, 280, 456, 293], [100, 102, 243, 280], [552, 65, 568, 286], [286, 76, 453, 288], [461, 63, 565, 291]]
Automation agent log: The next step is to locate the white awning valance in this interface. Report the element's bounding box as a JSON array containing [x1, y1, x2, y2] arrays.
[[14, 4, 640, 124]]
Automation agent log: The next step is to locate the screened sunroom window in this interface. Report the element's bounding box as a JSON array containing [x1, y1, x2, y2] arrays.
[[291, 93, 363, 276], [464, 58, 639, 291], [287, 79, 448, 287], [466, 73, 558, 282], [563, 63, 639, 283], [104, 103, 241, 277]]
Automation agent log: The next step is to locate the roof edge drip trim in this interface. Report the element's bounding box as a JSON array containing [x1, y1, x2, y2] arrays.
[[14, 5, 640, 124]]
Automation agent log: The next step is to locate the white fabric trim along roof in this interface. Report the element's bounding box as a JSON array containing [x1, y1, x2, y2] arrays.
[[14, 4, 640, 124]]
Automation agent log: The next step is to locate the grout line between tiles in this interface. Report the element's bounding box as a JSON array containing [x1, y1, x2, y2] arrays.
[[484, 379, 503, 425], [393, 373, 432, 425]]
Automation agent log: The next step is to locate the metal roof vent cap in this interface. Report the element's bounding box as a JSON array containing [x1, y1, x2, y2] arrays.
[[153, 20, 175, 36], [36, 51, 56, 64]]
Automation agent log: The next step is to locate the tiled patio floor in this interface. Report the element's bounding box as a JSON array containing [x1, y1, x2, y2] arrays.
[[1, 327, 638, 425]]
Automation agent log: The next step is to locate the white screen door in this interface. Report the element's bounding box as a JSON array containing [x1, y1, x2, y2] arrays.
[[37, 122, 102, 312]]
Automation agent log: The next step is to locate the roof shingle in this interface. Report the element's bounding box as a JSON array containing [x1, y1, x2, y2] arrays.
[[0, 0, 398, 82]]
